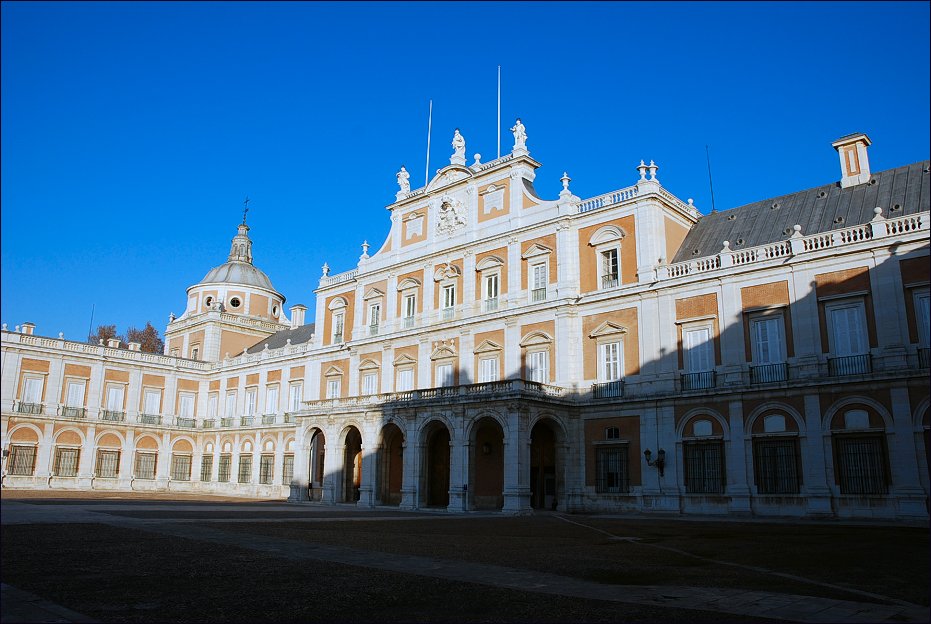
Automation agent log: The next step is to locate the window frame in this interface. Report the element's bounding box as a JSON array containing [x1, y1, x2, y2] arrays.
[[682, 321, 716, 373], [825, 299, 869, 357], [527, 349, 550, 384], [8, 444, 38, 476], [595, 443, 629, 494]]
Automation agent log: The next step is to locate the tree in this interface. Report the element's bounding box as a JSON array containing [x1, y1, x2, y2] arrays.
[[126, 322, 165, 354], [88, 324, 123, 346]]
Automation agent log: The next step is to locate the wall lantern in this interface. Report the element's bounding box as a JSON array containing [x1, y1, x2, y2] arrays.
[[643, 448, 665, 477]]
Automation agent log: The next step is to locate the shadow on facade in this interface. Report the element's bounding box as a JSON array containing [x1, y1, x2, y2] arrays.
[[287, 244, 930, 517]]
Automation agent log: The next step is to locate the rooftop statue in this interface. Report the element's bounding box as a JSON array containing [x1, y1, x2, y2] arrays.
[[452, 129, 466, 158], [396, 166, 410, 194], [511, 118, 527, 151]]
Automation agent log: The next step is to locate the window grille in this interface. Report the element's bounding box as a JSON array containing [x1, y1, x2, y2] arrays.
[[53, 447, 80, 477], [134, 452, 157, 480], [238, 455, 253, 483], [200, 455, 213, 482], [835, 435, 887, 495], [218, 454, 232, 482], [95, 450, 120, 478], [170, 455, 192, 481], [8, 445, 37, 475], [683, 440, 725, 494], [259, 454, 274, 484], [595, 446, 629, 493], [282, 454, 294, 485], [753, 438, 800, 494]]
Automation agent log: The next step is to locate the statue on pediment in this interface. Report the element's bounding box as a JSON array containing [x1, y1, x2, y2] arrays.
[[452, 129, 466, 158], [396, 166, 410, 194]]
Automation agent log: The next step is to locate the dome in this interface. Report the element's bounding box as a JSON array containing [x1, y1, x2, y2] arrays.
[[200, 261, 276, 291]]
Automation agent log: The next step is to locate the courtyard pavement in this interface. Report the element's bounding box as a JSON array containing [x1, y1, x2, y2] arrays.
[[1, 491, 928, 623]]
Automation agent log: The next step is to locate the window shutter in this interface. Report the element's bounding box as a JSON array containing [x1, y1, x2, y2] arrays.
[[66, 381, 85, 407]]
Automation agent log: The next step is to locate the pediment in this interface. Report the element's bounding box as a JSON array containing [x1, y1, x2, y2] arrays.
[[588, 225, 627, 246], [426, 164, 474, 193], [323, 365, 344, 377], [397, 277, 422, 291], [327, 296, 349, 311], [433, 262, 462, 282], [519, 331, 553, 347], [358, 358, 381, 371], [589, 321, 628, 338], [393, 353, 417, 366], [430, 339, 457, 361], [473, 339, 503, 354], [521, 244, 553, 260], [363, 287, 385, 300], [475, 255, 505, 271]]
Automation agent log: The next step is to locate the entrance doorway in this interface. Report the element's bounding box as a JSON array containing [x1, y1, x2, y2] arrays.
[[309, 429, 325, 501], [379, 423, 404, 506], [471, 417, 504, 510], [343, 427, 362, 502], [424, 422, 450, 507], [530, 420, 557, 510]]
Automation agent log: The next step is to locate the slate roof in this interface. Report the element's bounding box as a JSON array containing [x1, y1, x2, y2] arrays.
[[246, 323, 316, 353], [671, 161, 930, 263]]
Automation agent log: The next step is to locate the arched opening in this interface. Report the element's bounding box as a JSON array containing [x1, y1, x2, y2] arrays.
[[343, 427, 363, 503], [308, 429, 326, 501], [379, 423, 404, 506], [423, 421, 450, 508], [530, 420, 558, 510], [471, 417, 504, 510]]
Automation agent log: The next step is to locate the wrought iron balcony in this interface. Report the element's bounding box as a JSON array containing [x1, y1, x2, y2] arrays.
[[220, 417, 234, 427], [138, 413, 160, 425], [16, 401, 43, 415], [531, 288, 546, 303], [592, 380, 625, 399], [484, 297, 499, 312], [601, 275, 619, 289], [283, 412, 295, 423], [101, 409, 126, 422], [176, 417, 196, 428], [60, 406, 87, 419], [749, 362, 788, 384], [332, 333, 344, 344], [402, 317, 415, 329], [202, 419, 216, 429], [261, 414, 277, 425], [368, 324, 380, 337], [240, 416, 254, 427], [681, 371, 716, 391], [828, 354, 872, 377], [441, 307, 455, 321]]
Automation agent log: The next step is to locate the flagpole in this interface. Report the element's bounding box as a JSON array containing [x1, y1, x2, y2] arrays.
[[425, 100, 433, 186], [497, 66, 501, 159]]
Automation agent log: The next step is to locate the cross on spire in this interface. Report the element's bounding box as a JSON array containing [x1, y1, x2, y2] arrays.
[[242, 196, 250, 225]]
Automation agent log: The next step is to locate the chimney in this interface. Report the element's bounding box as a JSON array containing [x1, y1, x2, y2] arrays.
[[107, 338, 121, 348], [290, 304, 307, 329], [128, 341, 141, 351], [832, 133, 872, 188], [21, 322, 35, 335]]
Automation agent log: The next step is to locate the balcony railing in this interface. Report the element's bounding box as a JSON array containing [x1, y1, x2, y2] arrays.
[[592, 380, 625, 399], [202, 419, 216, 429], [240, 416, 254, 427], [176, 417, 195, 428], [681, 371, 716, 391], [139, 413, 161, 425], [16, 402, 43, 415], [101, 409, 126, 422], [369, 324, 380, 337], [60, 406, 87, 419], [750, 362, 788, 385], [332, 333, 344, 344], [828, 354, 872, 377], [918, 347, 930, 369], [531, 288, 546, 303], [441, 307, 455, 321], [402, 317, 415, 329], [283, 412, 295, 423], [220, 417, 234, 427], [262, 414, 277, 425], [601, 275, 619, 289], [484, 297, 499, 312]]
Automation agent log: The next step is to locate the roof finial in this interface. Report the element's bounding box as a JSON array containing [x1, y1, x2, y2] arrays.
[[242, 196, 250, 225]]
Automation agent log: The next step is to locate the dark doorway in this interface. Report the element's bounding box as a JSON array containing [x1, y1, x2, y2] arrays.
[[425, 424, 450, 507], [344, 427, 362, 502], [380, 423, 404, 506], [530, 421, 557, 510], [472, 417, 504, 510]]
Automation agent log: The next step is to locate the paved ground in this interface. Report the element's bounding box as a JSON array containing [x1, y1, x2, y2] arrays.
[[1, 490, 928, 623]]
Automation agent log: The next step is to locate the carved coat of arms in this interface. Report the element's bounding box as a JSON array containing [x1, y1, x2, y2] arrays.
[[436, 195, 467, 235]]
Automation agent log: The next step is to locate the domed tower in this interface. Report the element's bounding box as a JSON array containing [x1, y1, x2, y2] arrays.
[[164, 220, 289, 362]]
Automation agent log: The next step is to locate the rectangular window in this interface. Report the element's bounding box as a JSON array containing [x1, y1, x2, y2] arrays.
[[683, 440, 725, 494], [170, 455, 192, 481], [369, 303, 381, 334], [207, 393, 218, 419], [218, 454, 232, 482], [332, 312, 345, 343], [835, 435, 887, 495], [178, 393, 195, 419], [259, 454, 275, 485], [531, 263, 547, 302], [914, 291, 930, 346], [396, 368, 414, 392], [143, 388, 161, 415], [66, 380, 86, 407], [753, 438, 800, 494], [22, 376, 43, 404], [479, 357, 499, 383], [95, 450, 120, 478], [9, 445, 37, 476], [326, 378, 341, 399], [282, 454, 295, 485], [53, 447, 80, 477], [829, 304, 868, 356], [106, 385, 125, 411], [288, 383, 302, 411], [598, 341, 622, 382], [225, 391, 236, 417], [601, 248, 619, 288], [134, 452, 157, 480], [238, 455, 253, 483], [403, 294, 416, 318], [362, 372, 378, 395], [527, 350, 549, 383], [436, 363, 454, 387], [751, 316, 784, 364], [484, 274, 500, 311], [595, 446, 629, 493], [200, 455, 213, 482], [684, 327, 714, 372], [245, 388, 257, 415], [442, 285, 456, 309], [265, 385, 279, 415]]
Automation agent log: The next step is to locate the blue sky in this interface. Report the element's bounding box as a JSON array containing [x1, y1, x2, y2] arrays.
[[2, 1, 929, 342]]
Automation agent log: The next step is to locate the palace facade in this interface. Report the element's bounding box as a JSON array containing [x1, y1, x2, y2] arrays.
[[2, 128, 929, 520]]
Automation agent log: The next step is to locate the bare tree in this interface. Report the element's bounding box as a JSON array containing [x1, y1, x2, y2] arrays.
[[87, 324, 124, 346], [125, 322, 165, 354]]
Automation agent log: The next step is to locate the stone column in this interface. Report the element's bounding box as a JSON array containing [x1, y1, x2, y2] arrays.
[[399, 415, 419, 510], [119, 429, 135, 490], [725, 400, 751, 514], [555, 219, 580, 300], [503, 317, 520, 380], [554, 306, 580, 389], [78, 424, 97, 489], [288, 426, 310, 502], [801, 393, 833, 517], [35, 423, 55, 482], [869, 250, 909, 370], [273, 431, 284, 494], [155, 432, 171, 490], [789, 266, 823, 378], [502, 404, 531, 513], [447, 411, 466, 512], [718, 282, 746, 386], [358, 420, 377, 507], [888, 386, 926, 517], [459, 329, 474, 385], [462, 252, 476, 314], [321, 425, 340, 503], [507, 237, 521, 308]]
